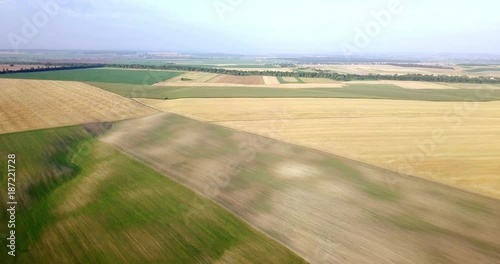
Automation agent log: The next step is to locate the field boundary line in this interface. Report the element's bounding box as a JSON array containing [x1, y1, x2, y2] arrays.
[[97, 136, 312, 264], [130, 98, 164, 112], [164, 111, 500, 203]]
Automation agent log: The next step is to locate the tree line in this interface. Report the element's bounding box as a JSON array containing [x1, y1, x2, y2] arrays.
[[0, 63, 105, 74], [0, 62, 498, 84], [108, 63, 500, 84]]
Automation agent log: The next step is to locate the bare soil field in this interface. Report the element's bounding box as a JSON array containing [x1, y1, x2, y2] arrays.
[[102, 113, 500, 264], [138, 98, 500, 200], [0, 79, 158, 134]]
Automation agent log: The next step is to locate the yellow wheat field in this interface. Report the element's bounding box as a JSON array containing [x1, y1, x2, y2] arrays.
[[138, 98, 500, 199], [0, 79, 158, 134], [263, 76, 280, 85]]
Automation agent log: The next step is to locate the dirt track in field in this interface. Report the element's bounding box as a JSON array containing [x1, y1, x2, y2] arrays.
[[0, 79, 158, 134]]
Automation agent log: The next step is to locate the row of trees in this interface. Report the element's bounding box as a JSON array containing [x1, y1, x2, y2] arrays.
[[108, 63, 499, 84], [0, 64, 105, 74], [0, 62, 498, 84]]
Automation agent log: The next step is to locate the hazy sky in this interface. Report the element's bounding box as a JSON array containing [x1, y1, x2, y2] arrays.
[[1, 0, 499, 54]]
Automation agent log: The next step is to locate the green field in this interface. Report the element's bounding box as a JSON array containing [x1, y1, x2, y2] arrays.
[[88, 82, 500, 102], [0, 125, 305, 263], [102, 113, 500, 263], [276, 76, 303, 84], [0, 68, 182, 85], [466, 67, 500, 72]]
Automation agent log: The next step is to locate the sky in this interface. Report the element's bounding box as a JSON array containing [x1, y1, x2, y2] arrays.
[[1, 0, 499, 54]]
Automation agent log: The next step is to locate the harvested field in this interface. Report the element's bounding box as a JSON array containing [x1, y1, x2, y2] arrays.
[[0, 125, 304, 263], [214, 75, 265, 85], [0, 79, 157, 134], [103, 113, 500, 264], [263, 76, 280, 85], [140, 98, 500, 200]]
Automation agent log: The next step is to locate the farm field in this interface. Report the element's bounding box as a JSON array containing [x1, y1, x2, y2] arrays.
[[213, 75, 265, 85], [299, 77, 339, 83], [347, 80, 459, 89], [0, 79, 157, 134], [102, 113, 500, 264], [154, 73, 344, 88], [220, 67, 295, 72], [263, 76, 281, 85], [90, 81, 500, 101], [162, 71, 220, 83], [303, 64, 500, 78], [277, 76, 303, 84], [139, 98, 500, 200], [153, 71, 500, 89], [463, 65, 500, 77], [214, 64, 279, 68], [0, 68, 182, 84], [0, 125, 305, 263], [154, 73, 267, 86], [3, 1, 500, 263]]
